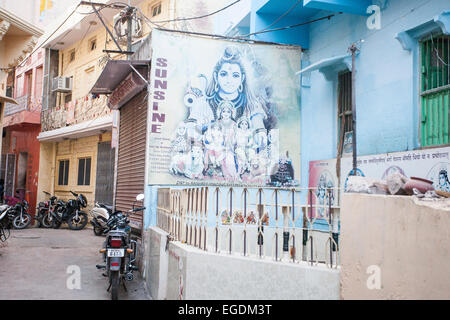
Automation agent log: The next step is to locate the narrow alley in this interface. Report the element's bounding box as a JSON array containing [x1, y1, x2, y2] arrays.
[[0, 227, 151, 300]]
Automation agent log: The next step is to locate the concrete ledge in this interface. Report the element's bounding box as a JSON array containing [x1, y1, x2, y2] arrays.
[[143, 227, 169, 300], [145, 226, 340, 300]]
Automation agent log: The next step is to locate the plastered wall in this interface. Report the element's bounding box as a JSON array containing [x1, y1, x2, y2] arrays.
[[145, 226, 340, 300], [340, 193, 450, 300], [37, 132, 112, 210]]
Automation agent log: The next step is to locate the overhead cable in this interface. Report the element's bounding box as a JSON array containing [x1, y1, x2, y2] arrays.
[[151, 0, 241, 23], [8, 3, 82, 70], [240, 0, 302, 37]]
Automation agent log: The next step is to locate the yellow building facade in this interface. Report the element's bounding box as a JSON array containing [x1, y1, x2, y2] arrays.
[[37, 0, 229, 210], [39, 132, 112, 206]]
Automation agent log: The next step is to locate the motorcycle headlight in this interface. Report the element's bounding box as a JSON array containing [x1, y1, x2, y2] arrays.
[[80, 195, 87, 208]]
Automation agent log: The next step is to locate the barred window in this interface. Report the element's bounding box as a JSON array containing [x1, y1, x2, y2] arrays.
[[420, 33, 450, 147], [338, 71, 353, 155], [58, 160, 69, 186], [77, 157, 91, 186]]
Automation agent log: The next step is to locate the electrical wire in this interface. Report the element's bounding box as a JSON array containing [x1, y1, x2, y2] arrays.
[[239, 0, 302, 37], [136, 6, 165, 29], [151, 0, 241, 24], [12, 3, 82, 70], [430, 33, 449, 67], [237, 13, 336, 38], [77, 1, 130, 15], [138, 12, 336, 48], [148, 27, 301, 48]]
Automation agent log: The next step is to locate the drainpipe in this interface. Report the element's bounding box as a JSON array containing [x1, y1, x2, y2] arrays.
[[50, 142, 56, 195], [349, 43, 360, 175], [45, 48, 50, 110]]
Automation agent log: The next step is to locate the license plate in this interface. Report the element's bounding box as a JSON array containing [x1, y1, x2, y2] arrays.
[[107, 249, 124, 257]]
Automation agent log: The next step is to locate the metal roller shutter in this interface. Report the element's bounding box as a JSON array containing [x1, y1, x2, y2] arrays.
[[115, 90, 147, 228]]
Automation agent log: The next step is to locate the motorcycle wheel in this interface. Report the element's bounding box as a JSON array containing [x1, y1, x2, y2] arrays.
[[0, 223, 10, 242], [52, 219, 62, 229], [93, 226, 103, 236], [12, 213, 32, 229], [34, 215, 42, 228], [41, 213, 53, 228], [110, 271, 120, 300], [67, 212, 88, 230]]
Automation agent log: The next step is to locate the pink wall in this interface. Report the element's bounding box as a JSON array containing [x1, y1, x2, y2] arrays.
[[14, 48, 45, 103], [6, 126, 41, 219]]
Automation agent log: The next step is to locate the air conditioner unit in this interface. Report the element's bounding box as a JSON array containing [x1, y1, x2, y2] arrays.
[[52, 76, 73, 93], [113, 12, 143, 44]]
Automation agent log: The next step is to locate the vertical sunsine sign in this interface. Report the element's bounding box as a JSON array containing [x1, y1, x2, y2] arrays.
[[147, 29, 301, 187]]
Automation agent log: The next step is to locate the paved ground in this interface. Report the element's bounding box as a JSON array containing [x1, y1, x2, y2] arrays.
[[0, 226, 152, 300]]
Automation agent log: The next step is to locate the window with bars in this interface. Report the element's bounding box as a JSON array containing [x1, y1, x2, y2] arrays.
[[58, 160, 69, 186], [77, 157, 91, 186], [338, 71, 353, 154], [420, 33, 450, 147]]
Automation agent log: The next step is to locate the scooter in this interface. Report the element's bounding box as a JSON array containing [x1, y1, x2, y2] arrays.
[[96, 194, 145, 300], [90, 202, 113, 236], [0, 200, 31, 229]]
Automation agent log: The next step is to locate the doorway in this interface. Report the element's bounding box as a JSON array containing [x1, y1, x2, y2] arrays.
[[16, 152, 28, 200], [95, 142, 115, 205]]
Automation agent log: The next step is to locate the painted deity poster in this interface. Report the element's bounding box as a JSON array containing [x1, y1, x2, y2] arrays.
[[147, 29, 301, 187], [308, 146, 450, 221], [308, 159, 338, 221]]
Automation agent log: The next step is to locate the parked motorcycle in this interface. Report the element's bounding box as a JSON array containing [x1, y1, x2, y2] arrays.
[[0, 199, 32, 229], [90, 202, 113, 236], [0, 205, 10, 242], [35, 191, 57, 228], [96, 194, 145, 300], [4, 193, 21, 207], [0, 204, 12, 230], [50, 190, 88, 230]]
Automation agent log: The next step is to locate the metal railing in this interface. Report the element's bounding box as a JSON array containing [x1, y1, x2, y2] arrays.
[[157, 186, 340, 268], [4, 95, 29, 116], [3, 94, 42, 116]]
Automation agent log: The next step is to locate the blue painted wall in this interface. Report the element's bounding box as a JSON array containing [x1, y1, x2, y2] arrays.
[[226, 0, 450, 197], [251, 13, 310, 47], [144, 0, 450, 228], [299, 0, 449, 191], [249, 0, 312, 47]]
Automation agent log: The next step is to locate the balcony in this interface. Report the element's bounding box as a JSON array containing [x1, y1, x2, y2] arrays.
[[4, 95, 30, 116], [41, 94, 111, 132], [3, 95, 42, 129]]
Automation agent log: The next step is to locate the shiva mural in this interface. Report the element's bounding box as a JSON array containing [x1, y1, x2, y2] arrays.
[[427, 162, 450, 192], [149, 30, 301, 187]]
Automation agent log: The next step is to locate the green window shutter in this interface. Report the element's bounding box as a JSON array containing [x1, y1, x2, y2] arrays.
[[420, 34, 450, 147]]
